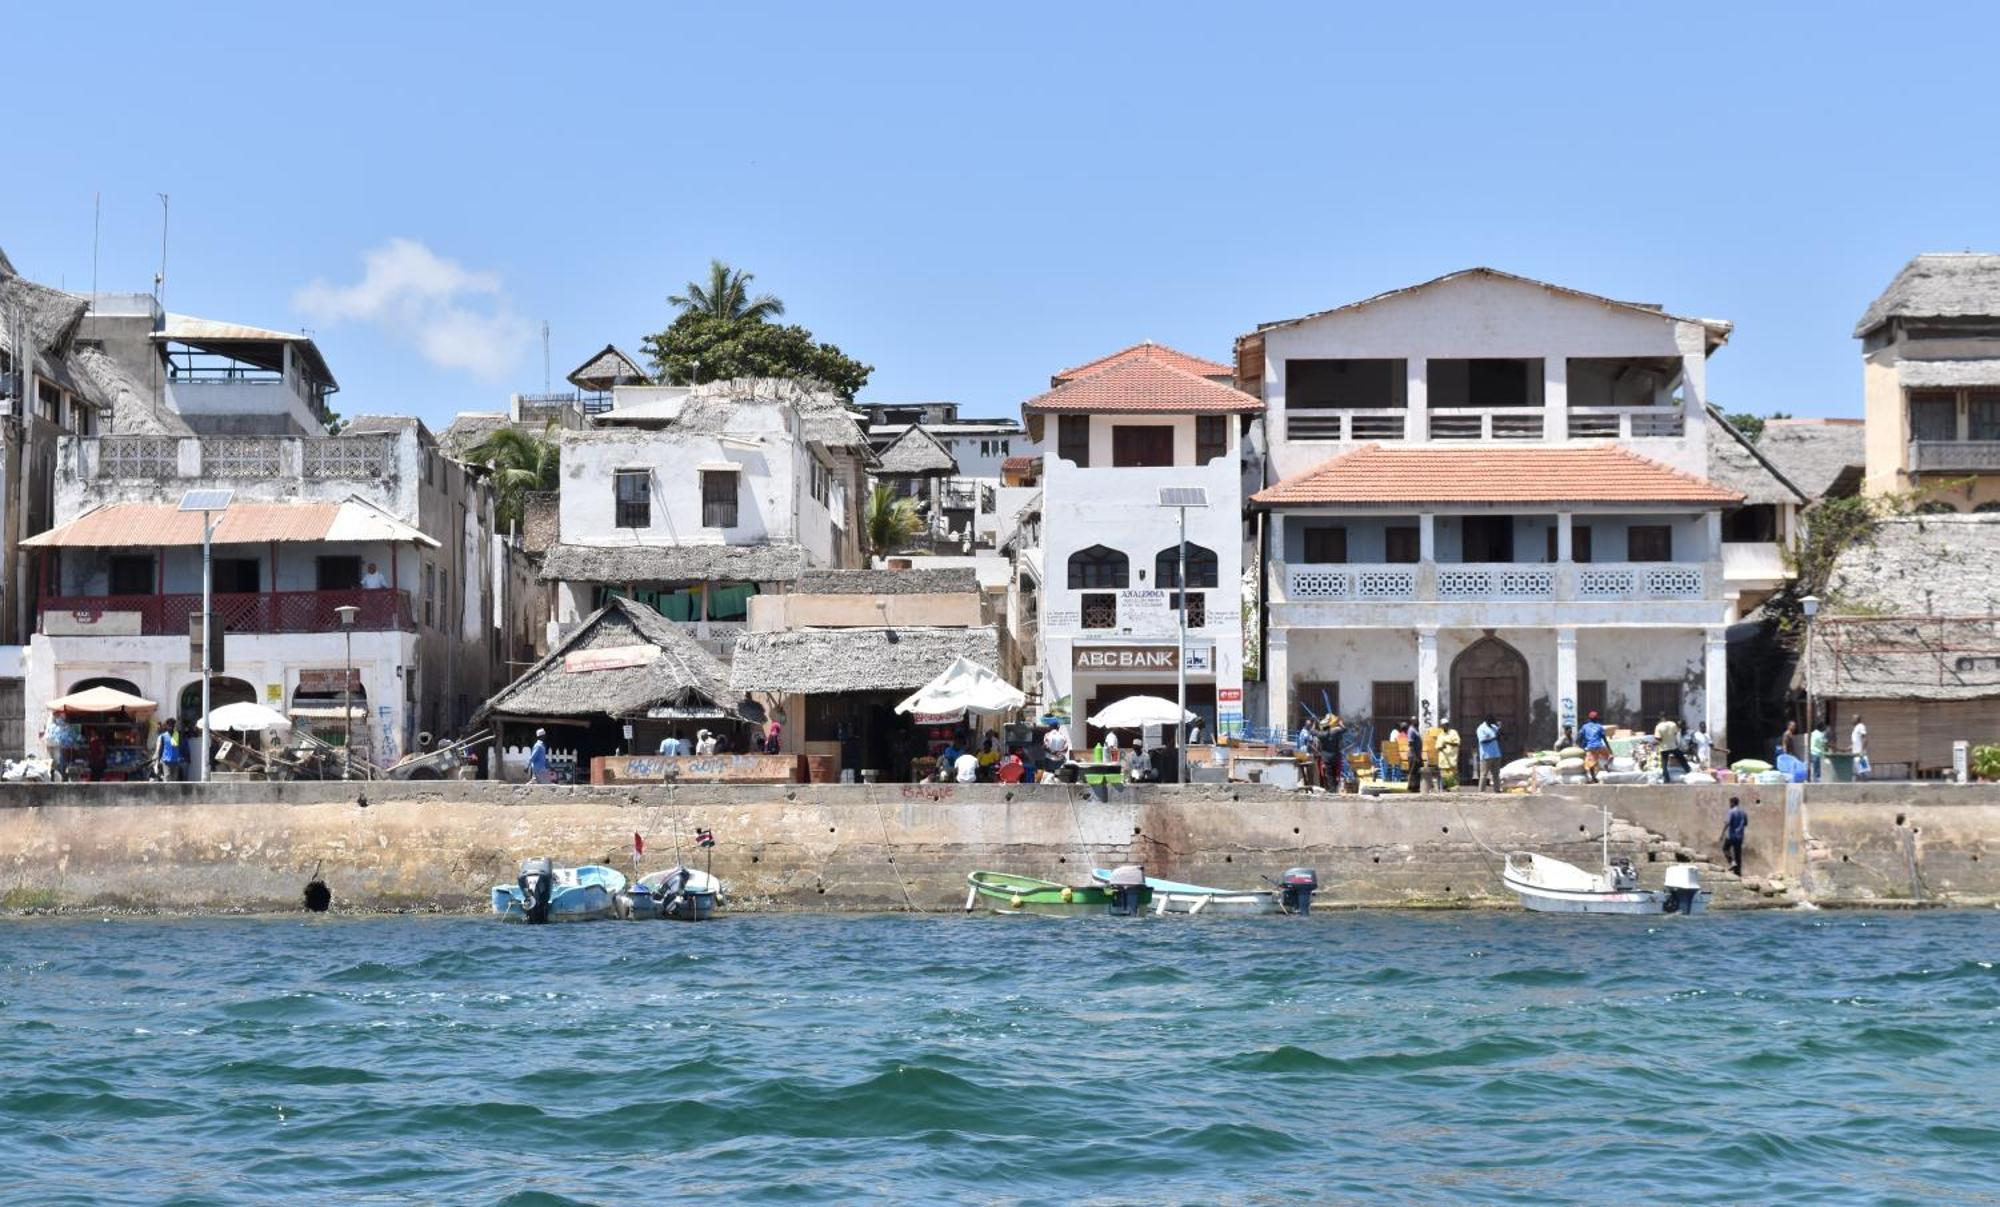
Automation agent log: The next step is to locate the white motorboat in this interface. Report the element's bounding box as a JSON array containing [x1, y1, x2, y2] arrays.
[[1502, 809, 1708, 915], [1091, 867, 1320, 916]]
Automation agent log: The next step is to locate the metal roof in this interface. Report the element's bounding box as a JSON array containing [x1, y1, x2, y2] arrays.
[[23, 499, 438, 549]]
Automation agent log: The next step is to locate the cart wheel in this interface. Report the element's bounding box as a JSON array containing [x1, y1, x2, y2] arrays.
[[406, 767, 440, 781]]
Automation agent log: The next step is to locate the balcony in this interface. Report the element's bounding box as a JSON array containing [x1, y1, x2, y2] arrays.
[[1285, 409, 1407, 441], [1428, 408, 1544, 441], [39, 588, 415, 636], [1567, 407, 1685, 439], [1282, 562, 1706, 604], [81, 434, 398, 483], [1909, 440, 2000, 473]]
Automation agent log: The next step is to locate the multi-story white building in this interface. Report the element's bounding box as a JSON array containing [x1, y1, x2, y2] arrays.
[[1242, 268, 1783, 766], [859, 401, 1034, 547], [1024, 342, 1259, 751]]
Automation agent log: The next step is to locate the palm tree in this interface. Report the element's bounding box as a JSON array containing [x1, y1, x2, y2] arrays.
[[669, 259, 785, 323], [467, 423, 560, 531], [862, 484, 924, 558]]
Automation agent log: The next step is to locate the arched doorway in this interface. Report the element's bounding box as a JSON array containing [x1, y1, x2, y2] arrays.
[[68, 676, 144, 698], [179, 677, 257, 733], [1452, 635, 1528, 770]]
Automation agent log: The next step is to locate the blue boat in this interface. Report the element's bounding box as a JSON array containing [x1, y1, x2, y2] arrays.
[[491, 859, 627, 923]]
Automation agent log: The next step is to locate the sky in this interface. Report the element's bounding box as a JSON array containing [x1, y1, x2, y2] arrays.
[[6, 1, 2000, 430]]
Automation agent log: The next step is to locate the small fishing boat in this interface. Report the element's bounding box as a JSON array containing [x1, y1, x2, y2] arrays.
[[491, 859, 626, 923], [1090, 867, 1320, 916], [627, 866, 724, 921], [965, 867, 1152, 916], [1502, 809, 1707, 916]]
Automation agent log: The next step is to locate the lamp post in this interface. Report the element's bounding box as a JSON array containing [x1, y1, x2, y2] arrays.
[[335, 604, 359, 780], [1801, 595, 1821, 780], [177, 489, 233, 783], [1158, 487, 1209, 785]]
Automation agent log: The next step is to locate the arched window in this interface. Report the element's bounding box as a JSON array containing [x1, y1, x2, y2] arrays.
[[1975, 501, 2000, 514], [1155, 542, 1219, 589], [1067, 545, 1129, 589], [1914, 500, 1958, 515]]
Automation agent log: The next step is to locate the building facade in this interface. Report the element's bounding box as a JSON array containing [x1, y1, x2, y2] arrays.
[[1243, 269, 1766, 765]]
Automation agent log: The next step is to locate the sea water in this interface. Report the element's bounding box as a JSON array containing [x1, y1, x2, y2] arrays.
[[1, 911, 1995, 1204]]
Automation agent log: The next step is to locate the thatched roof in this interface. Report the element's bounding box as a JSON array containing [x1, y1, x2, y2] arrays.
[[477, 595, 739, 722], [567, 344, 649, 393], [69, 347, 191, 436], [1826, 514, 2000, 618], [731, 626, 1000, 694], [540, 540, 810, 584], [0, 273, 87, 356], [1808, 616, 2000, 702], [521, 492, 559, 553], [1856, 253, 2000, 337], [795, 568, 979, 595], [873, 424, 958, 476], [1757, 421, 1866, 501], [1704, 407, 1807, 507], [440, 412, 508, 456]]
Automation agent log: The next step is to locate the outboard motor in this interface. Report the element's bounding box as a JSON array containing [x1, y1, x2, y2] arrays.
[[1663, 864, 1703, 915], [1104, 864, 1147, 917], [1606, 857, 1639, 893], [518, 857, 555, 924], [1280, 868, 1319, 915]]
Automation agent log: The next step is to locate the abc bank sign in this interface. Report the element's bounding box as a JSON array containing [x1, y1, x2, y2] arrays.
[[1072, 645, 1212, 673]]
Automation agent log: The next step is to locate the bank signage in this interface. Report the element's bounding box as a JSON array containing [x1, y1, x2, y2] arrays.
[[298, 668, 363, 692]]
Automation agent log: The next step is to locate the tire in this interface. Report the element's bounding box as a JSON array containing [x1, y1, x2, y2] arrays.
[[406, 767, 441, 781]]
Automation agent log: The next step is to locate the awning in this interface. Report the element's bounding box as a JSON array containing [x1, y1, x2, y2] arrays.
[[23, 499, 440, 549], [47, 685, 158, 714], [289, 704, 369, 720]]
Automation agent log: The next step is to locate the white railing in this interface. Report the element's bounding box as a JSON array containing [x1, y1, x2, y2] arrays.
[[1567, 407, 1686, 440], [1284, 408, 1408, 441], [1574, 563, 1705, 599], [1427, 408, 1545, 440], [1286, 564, 1417, 601], [1909, 440, 2000, 472], [1436, 563, 1555, 599], [1284, 560, 1707, 603]]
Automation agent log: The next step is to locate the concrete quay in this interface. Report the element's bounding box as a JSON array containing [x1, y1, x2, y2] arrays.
[[0, 780, 1993, 914]]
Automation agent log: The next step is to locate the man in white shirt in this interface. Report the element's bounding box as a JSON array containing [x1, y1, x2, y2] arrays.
[[659, 731, 682, 756], [1041, 725, 1071, 773], [695, 729, 718, 755], [1103, 729, 1121, 760], [1692, 722, 1712, 770], [954, 749, 980, 783], [1850, 716, 1869, 778], [360, 562, 388, 589]]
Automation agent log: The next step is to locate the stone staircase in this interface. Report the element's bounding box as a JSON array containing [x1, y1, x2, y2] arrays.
[[1603, 816, 1788, 908]]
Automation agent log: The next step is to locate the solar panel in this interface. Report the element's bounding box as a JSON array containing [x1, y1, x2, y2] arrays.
[[1158, 487, 1209, 508], [177, 489, 236, 512]]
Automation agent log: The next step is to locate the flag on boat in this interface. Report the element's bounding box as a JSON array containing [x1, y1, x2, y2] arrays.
[[695, 828, 715, 849], [634, 832, 645, 856]]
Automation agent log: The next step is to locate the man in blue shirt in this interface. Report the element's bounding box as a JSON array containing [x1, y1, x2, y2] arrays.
[[154, 719, 184, 782], [1722, 796, 1748, 876], [528, 728, 550, 784], [659, 730, 683, 757], [1475, 716, 1503, 792], [1578, 710, 1610, 782]]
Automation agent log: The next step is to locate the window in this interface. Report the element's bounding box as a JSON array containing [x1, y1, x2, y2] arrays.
[[214, 558, 261, 593], [1371, 680, 1415, 722], [1640, 680, 1684, 726], [1067, 544, 1129, 589], [701, 470, 738, 528], [108, 555, 154, 596], [1576, 680, 1608, 724], [1303, 526, 1348, 564], [1155, 542, 1218, 589], [1057, 415, 1091, 467], [615, 470, 651, 528], [1971, 391, 2000, 441], [1294, 681, 1339, 725], [1428, 358, 1542, 408], [1723, 505, 1779, 542], [1081, 592, 1117, 629], [1627, 524, 1673, 562], [316, 556, 362, 590], [1196, 416, 1227, 463], [1909, 391, 1957, 442], [1167, 591, 1206, 627], [1111, 425, 1174, 468], [1385, 526, 1420, 564], [1286, 359, 1406, 409], [423, 563, 436, 627]]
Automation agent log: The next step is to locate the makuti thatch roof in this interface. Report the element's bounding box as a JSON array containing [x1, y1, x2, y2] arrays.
[[539, 541, 811, 584], [568, 344, 649, 393], [1757, 421, 1866, 501], [1704, 407, 1807, 508], [872, 425, 959, 477], [1855, 253, 2000, 337], [794, 568, 979, 595], [1824, 514, 2000, 618], [476, 595, 739, 723], [731, 626, 1000, 695]]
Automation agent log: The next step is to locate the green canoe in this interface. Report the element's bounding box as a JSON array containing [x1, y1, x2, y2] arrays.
[[964, 870, 1152, 916]]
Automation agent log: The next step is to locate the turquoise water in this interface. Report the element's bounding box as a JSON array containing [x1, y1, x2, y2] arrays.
[[2, 911, 1996, 1204]]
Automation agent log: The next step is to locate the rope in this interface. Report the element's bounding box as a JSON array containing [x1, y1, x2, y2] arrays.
[[870, 794, 924, 913]]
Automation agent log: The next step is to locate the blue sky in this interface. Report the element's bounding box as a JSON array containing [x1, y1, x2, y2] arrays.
[[5, 1, 1997, 429]]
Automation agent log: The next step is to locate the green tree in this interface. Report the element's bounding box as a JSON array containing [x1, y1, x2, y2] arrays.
[[862, 484, 924, 557], [466, 423, 560, 531], [1726, 410, 1792, 442], [642, 312, 873, 400], [669, 259, 785, 323]]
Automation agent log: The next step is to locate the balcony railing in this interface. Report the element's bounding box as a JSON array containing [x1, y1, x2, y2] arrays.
[[1567, 407, 1686, 439], [1283, 562, 1707, 604], [39, 588, 416, 636], [1428, 408, 1544, 440], [1909, 439, 2000, 473], [86, 434, 397, 482], [1285, 408, 1408, 441]]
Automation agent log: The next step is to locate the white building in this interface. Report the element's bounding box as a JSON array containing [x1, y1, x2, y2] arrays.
[[860, 401, 1034, 547], [1023, 342, 1259, 751], [1242, 267, 1791, 766]]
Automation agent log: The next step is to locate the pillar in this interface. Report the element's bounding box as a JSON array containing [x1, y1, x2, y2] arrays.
[[1556, 512, 1573, 561], [1266, 630, 1291, 736], [1406, 358, 1428, 442], [1419, 513, 1436, 562], [1556, 626, 1579, 736], [1544, 356, 1568, 442], [1416, 628, 1439, 728], [1705, 627, 1729, 764]]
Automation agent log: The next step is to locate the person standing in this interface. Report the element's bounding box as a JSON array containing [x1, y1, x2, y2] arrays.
[[659, 730, 683, 757], [1041, 724, 1071, 774], [1322, 715, 1346, 793], [1405, 717, 1423, 791], [1436, 718, 1461, 791], [1779, 720, 1799, 762], [953, 746, 980, 784], [1692, 721, 1713, 771], [154, 719, 184, 782], [1722, 796, 1749, 876], [1102, 728, 1121, 762], [1476, 716, 1503, 793], [1654, 714, 1684, 777], [360, 561, 388, 590], [1809, 721, 1829, 782], [1579, 710, 1610, 783], [1850, 715, 1869, 779], [528, 728, 550, 784]]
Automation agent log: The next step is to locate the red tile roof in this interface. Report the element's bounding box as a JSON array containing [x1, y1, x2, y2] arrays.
[[1052, 341, 1233, 385], [1025, 357, 1263, 415], [1001, 455, 1042, 474], [1251, 444, 1745, 506]]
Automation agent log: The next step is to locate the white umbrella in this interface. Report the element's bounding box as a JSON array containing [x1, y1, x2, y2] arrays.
[[202, 701, 293, 733], [894, 656, 1026, 718], [1087, 695, 1196, 729]]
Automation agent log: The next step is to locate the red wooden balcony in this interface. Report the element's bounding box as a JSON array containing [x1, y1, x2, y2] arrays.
[[39, 588, 416, 636]]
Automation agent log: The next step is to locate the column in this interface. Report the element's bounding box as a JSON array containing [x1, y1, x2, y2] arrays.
[[1406, 358, 1428, 442], [1704, 627, 1729, 765], [1416, 628, 1439, 727], [1556, 512, 1573, 561], [1556, 627, 1579, 737], [1266, 631, 1291, 737], [1419, 513, 1436, 561], [1544, 356, 1568, 441]]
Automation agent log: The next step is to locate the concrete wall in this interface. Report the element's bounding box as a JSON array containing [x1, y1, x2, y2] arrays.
[[2, 780, 1997, 913]]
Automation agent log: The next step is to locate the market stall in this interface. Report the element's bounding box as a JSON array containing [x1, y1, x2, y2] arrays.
[[45, 686, 158, 782]]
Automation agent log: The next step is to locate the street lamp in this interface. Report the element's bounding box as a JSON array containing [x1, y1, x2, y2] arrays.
[[1159, 486, 1209, 785], [1801, 595, 1821, 780], [335, 604, 360, 780], [177, 488, 234, 783]]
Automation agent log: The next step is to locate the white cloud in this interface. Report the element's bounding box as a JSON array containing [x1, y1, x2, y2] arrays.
[[296, 238, 533, 381]]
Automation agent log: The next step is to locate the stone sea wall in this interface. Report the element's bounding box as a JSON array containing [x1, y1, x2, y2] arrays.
[[0, 780, 1995, 913]]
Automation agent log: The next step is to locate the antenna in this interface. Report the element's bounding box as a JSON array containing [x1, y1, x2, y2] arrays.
[[154, 192, 169, 314], [541, 320, 551, 394], [91, 192, 100, 310]]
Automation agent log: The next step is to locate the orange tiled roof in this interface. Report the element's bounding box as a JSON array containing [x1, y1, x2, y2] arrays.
[[1052, 341, 1232, 385], [1251, 444, 1745, 506], [1025, 357, 1262, 415]]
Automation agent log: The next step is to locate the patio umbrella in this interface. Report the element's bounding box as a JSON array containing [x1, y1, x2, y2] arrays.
[[202, 701, 293, 733], [895, 657, 1026, 719], [47, 686, 157, 715], [1086, 695, 1195, 729]]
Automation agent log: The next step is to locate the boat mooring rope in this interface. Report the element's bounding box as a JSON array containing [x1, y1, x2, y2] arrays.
[[869, 794, 924, 913]]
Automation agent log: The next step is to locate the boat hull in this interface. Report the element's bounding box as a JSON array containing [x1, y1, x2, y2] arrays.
[[635, 868, 724, 921], [491, 884, 617, 922], [1502, 870, 1709, 915], [967, 872, 1150, 915], [1091, 869, 1281, 916]]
